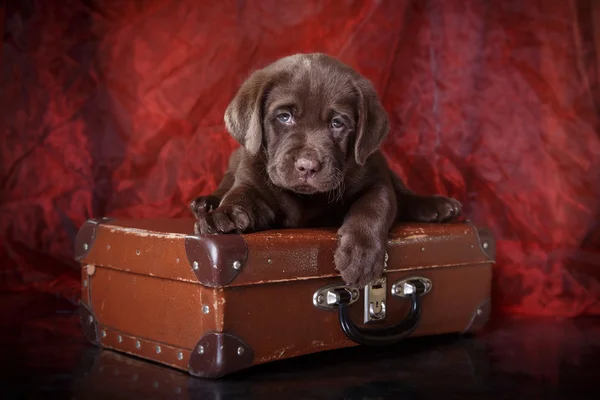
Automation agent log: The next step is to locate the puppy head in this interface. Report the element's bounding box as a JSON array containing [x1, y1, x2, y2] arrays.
[[224, 53, 389, 194]]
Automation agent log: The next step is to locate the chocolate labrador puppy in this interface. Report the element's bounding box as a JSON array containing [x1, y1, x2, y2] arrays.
[[191, 53, 461, 287]]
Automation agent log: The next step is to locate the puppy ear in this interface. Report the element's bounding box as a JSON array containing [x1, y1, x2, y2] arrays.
[[353, 78, 390, 166], [224, 70, 270, 156]]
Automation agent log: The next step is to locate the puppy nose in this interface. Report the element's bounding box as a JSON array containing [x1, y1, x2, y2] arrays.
[[295, 157, 321, 177]]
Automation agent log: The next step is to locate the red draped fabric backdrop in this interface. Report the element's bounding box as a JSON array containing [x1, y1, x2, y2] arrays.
[[1, 0, 599, 317]]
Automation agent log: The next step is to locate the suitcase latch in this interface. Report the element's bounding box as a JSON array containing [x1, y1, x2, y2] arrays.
[[364, 278, 387, 323]]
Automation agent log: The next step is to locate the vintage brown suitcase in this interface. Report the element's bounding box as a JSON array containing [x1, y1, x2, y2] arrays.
[[74, 218, 494, 379]]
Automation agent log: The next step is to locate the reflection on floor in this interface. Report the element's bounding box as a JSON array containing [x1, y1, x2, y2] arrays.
[[2, 290, 599, 399]]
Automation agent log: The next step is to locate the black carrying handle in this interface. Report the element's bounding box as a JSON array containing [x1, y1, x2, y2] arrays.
[[336, 284, 423, 346]]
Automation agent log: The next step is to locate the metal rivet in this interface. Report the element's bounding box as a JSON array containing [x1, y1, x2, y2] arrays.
[[233, 260, 241, 270], [136, 250, 141, 255], [394, 286, 402, 295], [202, 305, 210, 314], [267, 258, 272, 264], [471, 244, 474, 248], [197, 345, 205, 354], [483, 241, 489, 249], [156, 345, 161, 354], [117, 335, 122, 343], [477, 308, 483, 315], [193, 261, 199, 270], [83, 243, 89, 251], [176, 258, 180, 263], [177, 352, 184, 360], [101, 330, 107, 338], [135, 340, 141, 349], [87, 315, 93, 324], [237, 346, 245, 356], [317, 294, 324, 304], [421, 247, 425, 252], [106, 245, 111, 250]]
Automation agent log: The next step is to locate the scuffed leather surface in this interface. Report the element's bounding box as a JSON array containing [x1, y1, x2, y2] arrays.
[[1, 0, 599, 316]]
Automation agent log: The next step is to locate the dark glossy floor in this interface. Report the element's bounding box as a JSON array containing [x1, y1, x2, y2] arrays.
[[2, 290, 600, 399]]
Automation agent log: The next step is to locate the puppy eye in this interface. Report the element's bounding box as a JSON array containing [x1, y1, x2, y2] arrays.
[[331, 117, 345, 129], [277, 112, 293, 124]]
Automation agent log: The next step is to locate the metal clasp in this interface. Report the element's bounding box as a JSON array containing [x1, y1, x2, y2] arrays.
[[313, 284, 360, 310], [391, 277, 432, 298], [364, 278, 387, 323]]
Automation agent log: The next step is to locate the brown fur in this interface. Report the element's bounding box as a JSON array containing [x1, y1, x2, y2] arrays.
[[191, 53, 462, 287]]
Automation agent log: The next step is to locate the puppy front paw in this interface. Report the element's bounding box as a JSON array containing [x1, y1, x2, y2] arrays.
[[190, 195, 221, 218], [334, 231, 387, 288], [194, 204, 253, 235], [409, 195, 462, 223]]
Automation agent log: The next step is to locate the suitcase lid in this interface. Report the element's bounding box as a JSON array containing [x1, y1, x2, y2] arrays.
[[74, 217, 495, 288]]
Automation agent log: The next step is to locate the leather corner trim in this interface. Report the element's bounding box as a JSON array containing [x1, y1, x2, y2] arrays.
[[473, 227, 496, 261], [79, 301, 99, 346], [188, 332, 254, 379], [74, 217, 114, 261], [184, 235, 248, 287], [463, 298, 491, 334]]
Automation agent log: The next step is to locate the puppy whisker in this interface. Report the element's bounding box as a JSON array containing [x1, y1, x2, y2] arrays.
[[327, 168, 344, 204]]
